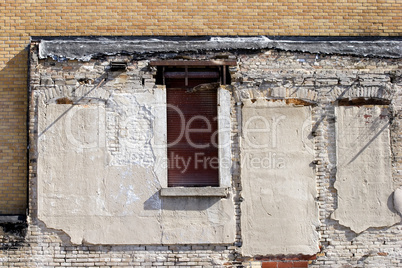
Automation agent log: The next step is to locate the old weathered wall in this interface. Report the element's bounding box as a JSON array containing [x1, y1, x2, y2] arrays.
[[0, 40, 400, 267], [0, 0, 402, 214]]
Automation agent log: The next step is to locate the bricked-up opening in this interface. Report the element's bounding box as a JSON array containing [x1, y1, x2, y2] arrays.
[[166, 72, 220, 187]]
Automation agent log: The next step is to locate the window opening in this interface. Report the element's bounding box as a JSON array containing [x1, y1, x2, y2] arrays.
[[150, 60, 236, 188], [166, 68, 220, 187]]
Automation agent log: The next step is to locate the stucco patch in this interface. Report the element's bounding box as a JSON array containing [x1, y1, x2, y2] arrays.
[[240, 100, 319, 256], [332, 106, 400, 233]]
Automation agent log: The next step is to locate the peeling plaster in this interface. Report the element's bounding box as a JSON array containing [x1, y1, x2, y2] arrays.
[[106, 93, 155, 167]]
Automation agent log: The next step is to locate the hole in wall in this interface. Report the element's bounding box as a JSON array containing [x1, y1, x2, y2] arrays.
[[337, 98, 390, 106], [56, 97, 73, 104]]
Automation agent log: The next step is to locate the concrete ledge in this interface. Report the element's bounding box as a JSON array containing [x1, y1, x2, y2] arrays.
[[35, 36, 402, 61], [160, 187, 229, 197]]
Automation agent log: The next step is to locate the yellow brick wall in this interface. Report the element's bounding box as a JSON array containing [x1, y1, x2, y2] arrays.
[[0, 36, 28, 214], [0, 0, 401, 214]]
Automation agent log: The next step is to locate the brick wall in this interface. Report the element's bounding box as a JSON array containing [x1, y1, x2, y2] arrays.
[[0, 37, 28, 214], [1, 0, 401, 36], [0, 0, 401, 214], [1, 224, 233, 267], [2, 43, 396, 267]]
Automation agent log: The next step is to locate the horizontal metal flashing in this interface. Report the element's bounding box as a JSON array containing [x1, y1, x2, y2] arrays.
[[36, 36, 402, 61]]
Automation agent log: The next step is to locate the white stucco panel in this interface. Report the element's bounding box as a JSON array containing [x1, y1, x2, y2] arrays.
[[240, 100, 319, 256], [332, 105, 400, 233]]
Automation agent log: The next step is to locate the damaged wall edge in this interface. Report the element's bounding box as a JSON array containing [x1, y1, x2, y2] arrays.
[[0, 215, 28, 250], [35, 36, 402, 61]]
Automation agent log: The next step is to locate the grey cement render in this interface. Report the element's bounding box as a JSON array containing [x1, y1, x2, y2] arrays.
[[240, 100, 319, 256], [37, 36, 402, 61], [37, 89, 235, 245], [332, 106, 400, 233]]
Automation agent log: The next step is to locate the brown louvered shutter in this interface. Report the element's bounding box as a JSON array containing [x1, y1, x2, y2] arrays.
[[166, 77, 219, 187]]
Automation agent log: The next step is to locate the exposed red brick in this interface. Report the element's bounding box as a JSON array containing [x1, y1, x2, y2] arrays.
[[277, 262, 294, 268], [293, 261, 309, 268], [262, 262, 278, 268]]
